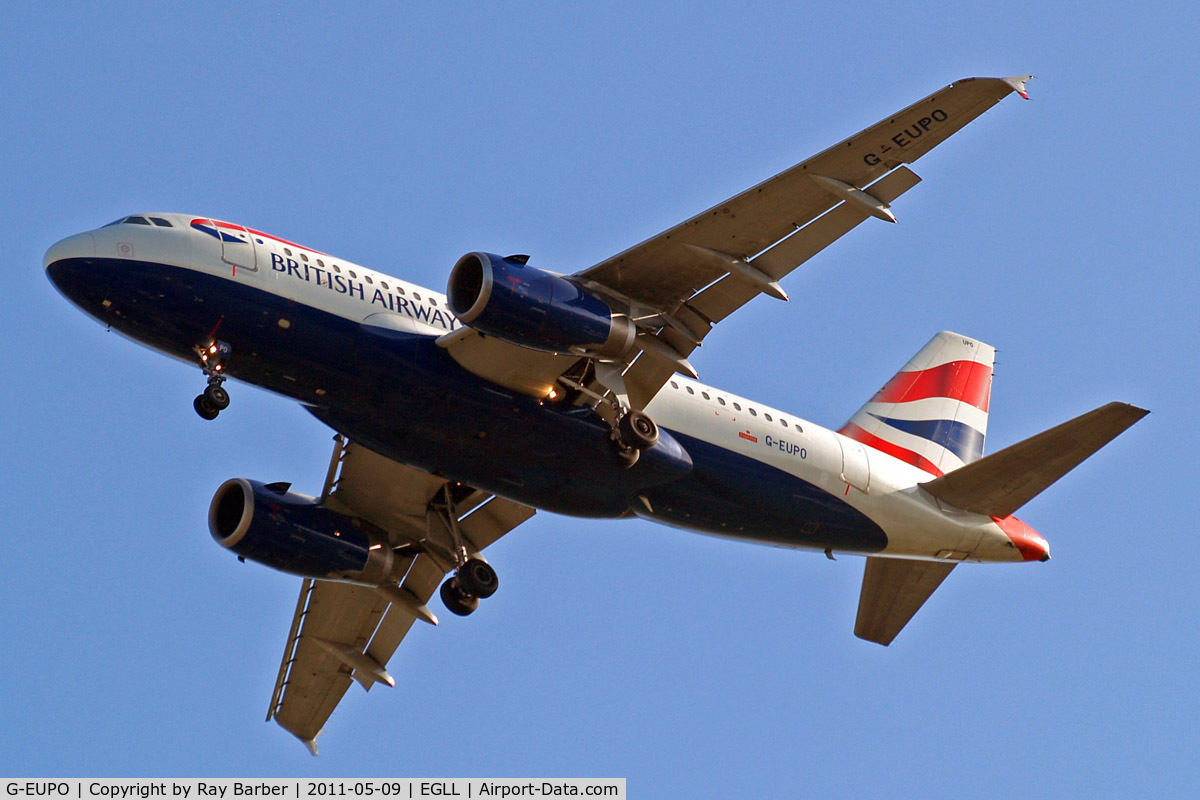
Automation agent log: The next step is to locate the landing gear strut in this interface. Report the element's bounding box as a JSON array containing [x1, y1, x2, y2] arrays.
[[554, 364, 661, 469], [193, 340, 232, 420]]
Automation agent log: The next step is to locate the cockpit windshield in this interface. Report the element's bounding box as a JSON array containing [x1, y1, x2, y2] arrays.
[[102, 215, 174, 228]]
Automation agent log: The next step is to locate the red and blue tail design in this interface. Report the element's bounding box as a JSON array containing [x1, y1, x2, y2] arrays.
[[839, 331, 994, 477]]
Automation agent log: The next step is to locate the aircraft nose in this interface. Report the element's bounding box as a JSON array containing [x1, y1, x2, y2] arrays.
[[44, 231, 96, 271], [45, 231, 96, 300]]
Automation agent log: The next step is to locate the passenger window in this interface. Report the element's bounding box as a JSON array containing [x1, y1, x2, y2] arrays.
[[413, 292, 422, 301], [749, 408, 757, 417], [733, 402, 742, 411], [430, 297, 438, 307], [670, 381, 679, 389], [301, 254, 308, 262], [317, 259, 325, 267], [333, 264, 341, 273], [781, 419, 788, 428], [764, 413, 773, 422], [285, 248, 293, 257], [397, 287, 406, 295], [702, 392, 710, 400], [717, 397, 726, 406], [149, 217, 172, 227], [349, 271, 357, 279], [366, 276, 373, 284], [686, 387, 695, 395], [382, 282, 389, 290]]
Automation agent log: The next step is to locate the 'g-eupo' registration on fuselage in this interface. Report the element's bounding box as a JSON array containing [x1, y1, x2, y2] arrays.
[[45, 75, 1145, 755]]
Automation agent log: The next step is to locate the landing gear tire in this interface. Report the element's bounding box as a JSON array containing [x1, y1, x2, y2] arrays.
[[457, 558, 499, 599], [204, 383, 230, 410], [619, 410, 659, 449], [611, 409, 657, 467], [613, 445, 640, 469], [440, 577, 479, 617], [193, 394, 219, 421]]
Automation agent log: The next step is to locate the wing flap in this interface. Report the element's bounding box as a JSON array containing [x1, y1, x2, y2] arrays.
[[690, 166, 923, 326], [459, 495, 539, 552], [920, 402, 1148, 518], [270, 581, 390, 748], [364, 555, 442, 674], [622, 166, 924, 407], [855, 557, 956, 646]]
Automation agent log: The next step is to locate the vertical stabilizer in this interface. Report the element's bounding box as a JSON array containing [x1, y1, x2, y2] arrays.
[[840, 331, 994, 477]]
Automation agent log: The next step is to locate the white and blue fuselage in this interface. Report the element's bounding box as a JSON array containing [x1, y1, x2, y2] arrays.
[[44, 213, 1046, 566]]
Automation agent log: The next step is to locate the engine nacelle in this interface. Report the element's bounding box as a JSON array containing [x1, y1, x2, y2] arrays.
[[447, 252, 635, 356], [208, 478, 395, 585]]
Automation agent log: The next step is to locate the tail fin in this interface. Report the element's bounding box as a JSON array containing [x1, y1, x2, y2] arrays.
[[840, 331, 994, 477]]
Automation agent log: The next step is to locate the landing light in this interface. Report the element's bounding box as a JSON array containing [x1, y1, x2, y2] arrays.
[[547, 387, 559, 401]]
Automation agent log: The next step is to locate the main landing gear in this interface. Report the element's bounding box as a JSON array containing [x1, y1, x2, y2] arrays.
[[426, 484, 501, 617], [553, 363, 661, 469], [193, 340, 232, 420], [610, 409, 660, 468], [439, 558, 499, 617]]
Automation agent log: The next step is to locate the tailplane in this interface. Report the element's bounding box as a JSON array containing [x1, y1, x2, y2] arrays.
[[920, 401, 1148, 518], [841, 331, 994, 476]]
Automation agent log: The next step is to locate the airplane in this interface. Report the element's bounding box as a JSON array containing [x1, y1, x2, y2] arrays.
[[44, 75, 1146, 754]]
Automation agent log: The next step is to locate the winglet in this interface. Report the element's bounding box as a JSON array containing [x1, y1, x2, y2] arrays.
[[1003, 74, 1034, 100], [302, 735, 320, 757]]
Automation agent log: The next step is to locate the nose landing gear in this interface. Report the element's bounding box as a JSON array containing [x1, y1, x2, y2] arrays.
[[193, 340, 232, 420]]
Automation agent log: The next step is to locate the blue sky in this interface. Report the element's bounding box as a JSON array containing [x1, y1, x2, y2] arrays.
[[3, 2, 1198, 796]]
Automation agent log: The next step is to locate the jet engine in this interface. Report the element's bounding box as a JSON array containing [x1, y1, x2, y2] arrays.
[[447, 252, 635, 356], [208, 478, 395, 585]]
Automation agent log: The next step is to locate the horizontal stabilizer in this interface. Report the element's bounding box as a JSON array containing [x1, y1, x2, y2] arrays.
[[855, 557, 956, 646], [921, 402, 1148, 518]]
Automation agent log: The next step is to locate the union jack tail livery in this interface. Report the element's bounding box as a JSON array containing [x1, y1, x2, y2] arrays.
[[840, 331, 995, 477]]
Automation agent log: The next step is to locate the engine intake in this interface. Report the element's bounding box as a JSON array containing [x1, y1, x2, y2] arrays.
[[447, 252, 635, 356], [209, 478, 395, 585]]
